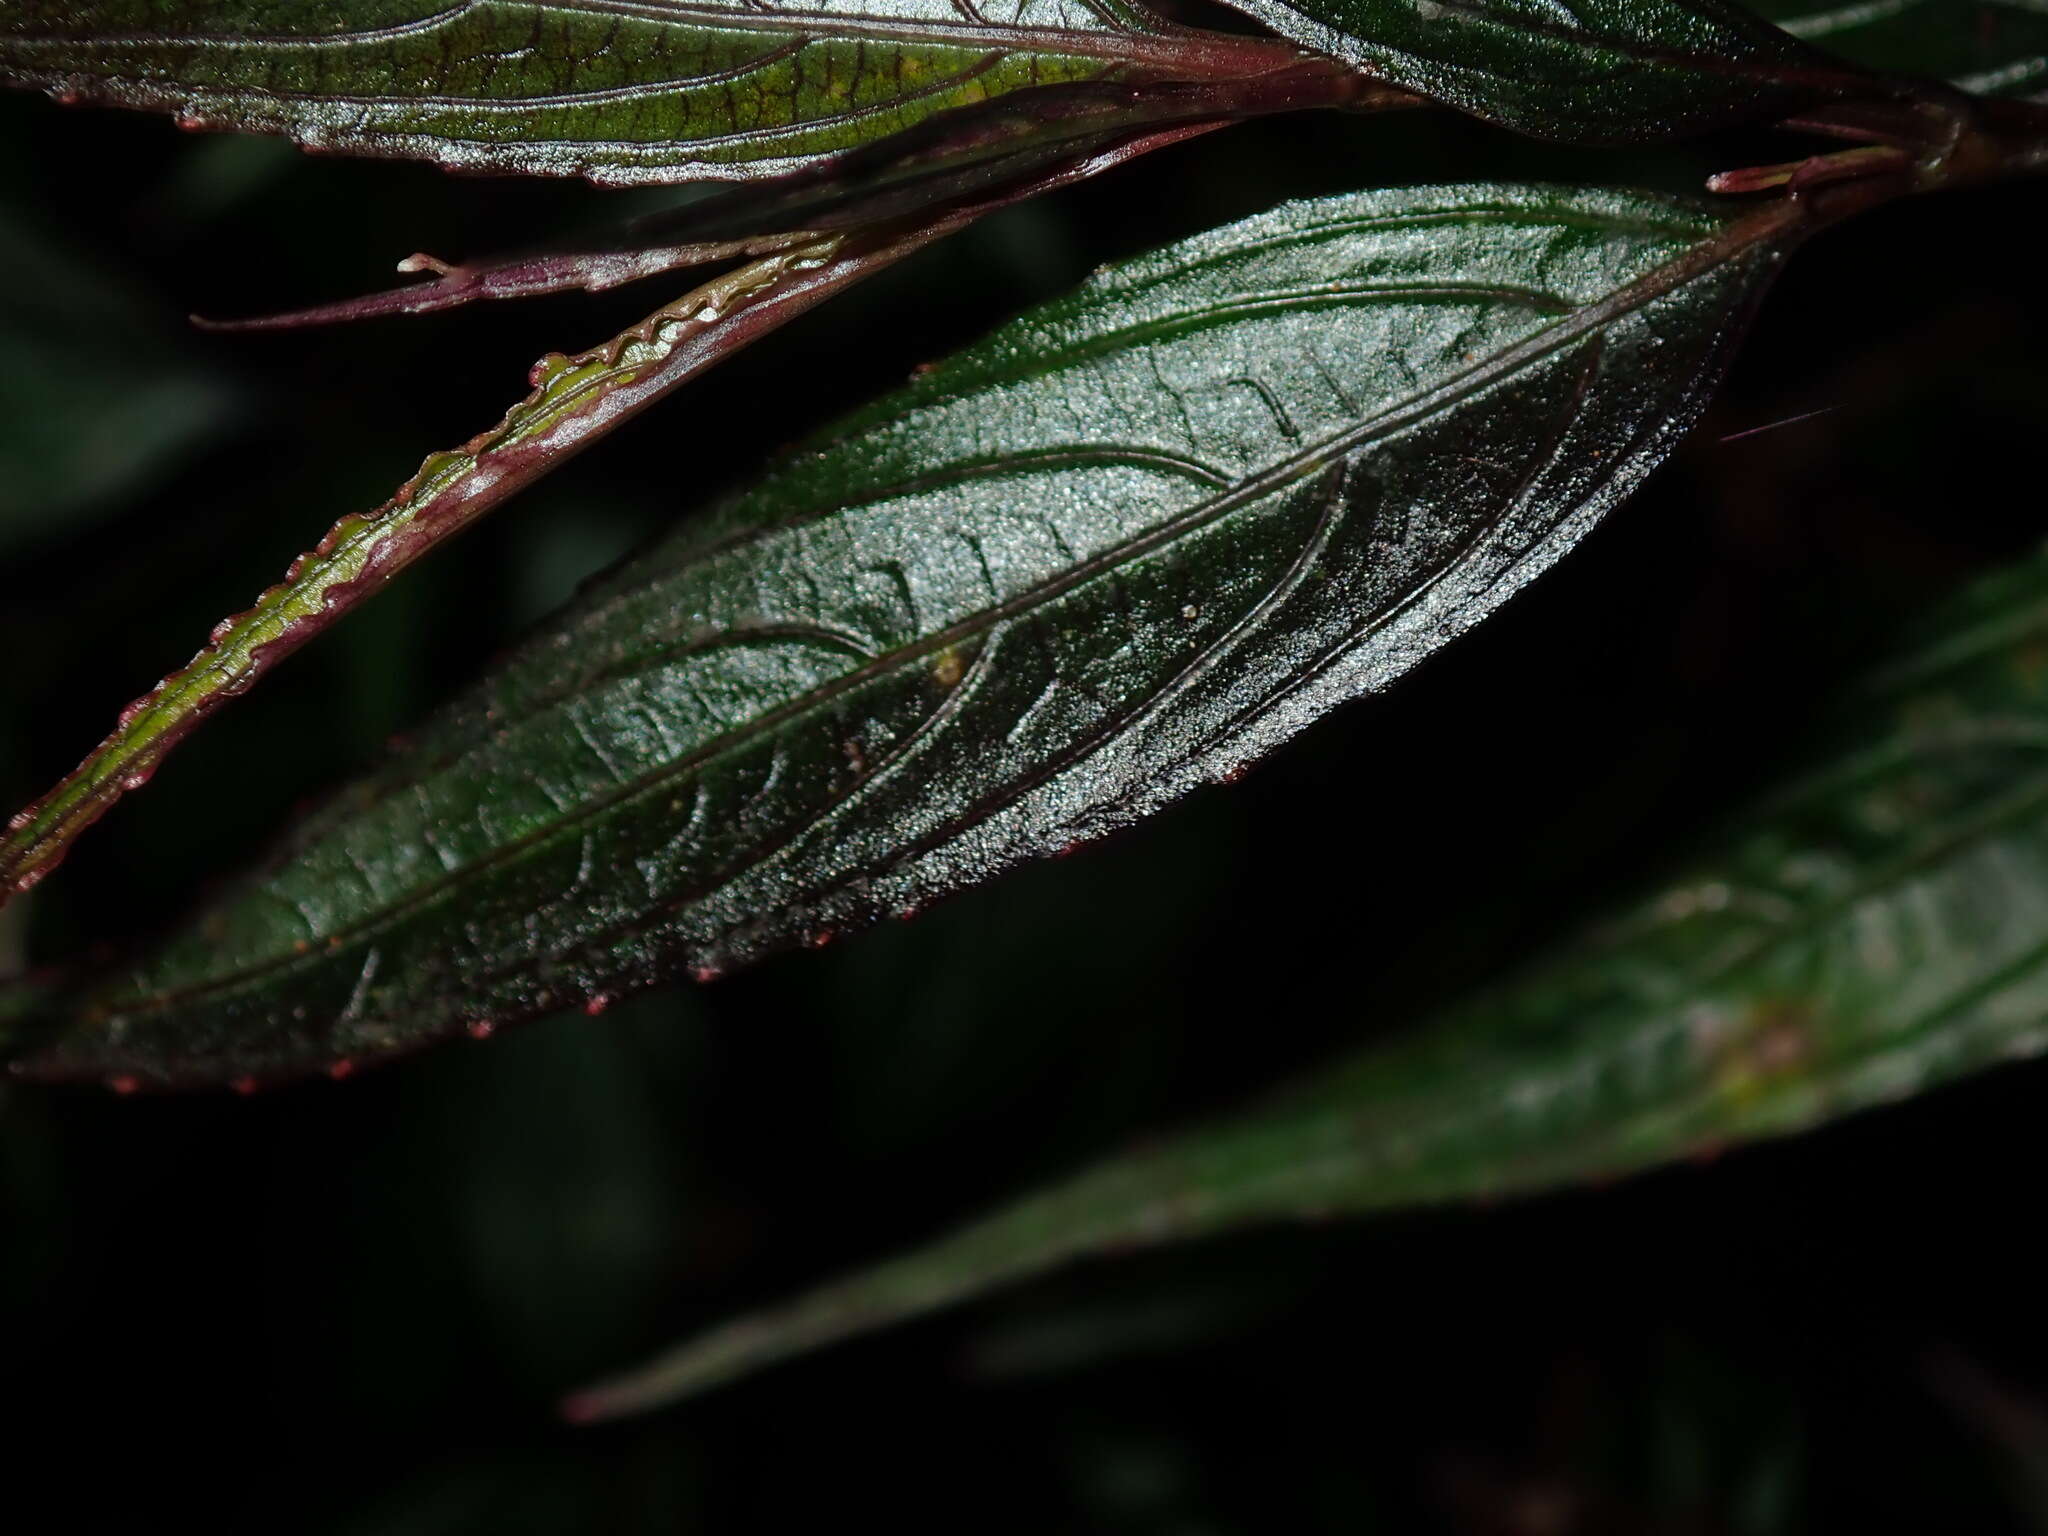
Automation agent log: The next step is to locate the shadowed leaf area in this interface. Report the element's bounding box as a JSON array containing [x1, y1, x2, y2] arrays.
[[0, 0, 1287, 183], [2, 182, 1792, 1088], [573, 542, 2048, 1417], [1758, 0, 2048, 102]]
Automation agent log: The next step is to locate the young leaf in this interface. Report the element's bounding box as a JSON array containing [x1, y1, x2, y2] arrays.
[[0, 127, 1197, 906], [1200, 0, 1867, 141], [0, 235, 850, 902], [0, 0, 1294, 184], [1759, 0, 2048, 102], [3, 182, 1802, 1088], [566, 544, 2048, 1418]]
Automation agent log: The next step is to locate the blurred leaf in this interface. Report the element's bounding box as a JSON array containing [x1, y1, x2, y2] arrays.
[[432, 998, 701, 1386], [1205, 0, 1854, 141], [5, 182, 1795, 1086], [0, 0, 1294, 185], [568, 545, 2048, 1417], [0, 218, 233, 552], [1758, 0, 2048, 101]]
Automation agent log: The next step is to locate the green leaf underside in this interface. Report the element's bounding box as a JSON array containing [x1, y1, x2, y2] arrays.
[[1759, 0, 2048, 101], [8, 183, 1791, 1088], [0, 0, 1274, 184], [569, 546, 2048, 1419], [1205, 0, 1834, 141]]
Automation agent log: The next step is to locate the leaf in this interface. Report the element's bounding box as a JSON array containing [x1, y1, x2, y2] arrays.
[[189, 61, 1400, 332], [564, 545, 2048, 1418], [0, 0, 1294, 185], [0, 124, 1189, 906], [0, 232, 853, 902], [1200, 0, 1863, 141], [1757, 0, 2048, 101], [3, 181, 1802, 1088]]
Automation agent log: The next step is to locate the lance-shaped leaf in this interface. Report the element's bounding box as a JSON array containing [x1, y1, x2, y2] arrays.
[[1758, 0, 2048, 101], [1200, 0, 1869, 141], [3, 182, 1801, 1089], [566, 544, 2048, 1418], [0, 0, 1293, 185]]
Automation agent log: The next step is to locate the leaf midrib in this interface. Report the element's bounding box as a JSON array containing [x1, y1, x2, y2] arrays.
[[94, 204, 1793, 1022]]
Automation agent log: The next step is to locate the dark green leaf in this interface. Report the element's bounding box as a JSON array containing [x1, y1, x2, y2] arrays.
[[1204, 0, 1854, 141], [4, 182, 1797, 1088], [0, 0, 1290, 184], [1756, 0, 2048, 101], [566, 544, 2048, 1417]]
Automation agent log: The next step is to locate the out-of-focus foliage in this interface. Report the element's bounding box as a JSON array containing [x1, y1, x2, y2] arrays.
[[581, 540, 2048, 1416]]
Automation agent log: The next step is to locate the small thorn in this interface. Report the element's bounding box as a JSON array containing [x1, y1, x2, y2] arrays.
[[395, 251, 457, 276], [808, 929, 834, 949], [231, 1076, 259, 1096], [327, 1059, 356, 1081], [583, 993, 612, 1017], [466, 1019, 497, 1040], [691, 965, 722, 984], [108, 1075, 140, 1095]]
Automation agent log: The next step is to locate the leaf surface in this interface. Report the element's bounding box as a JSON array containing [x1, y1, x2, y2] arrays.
[[567, 545, 2048, 1417], [0, 0, 1289, 183], [5, 182, 1796, 1087], [1203, 0, 1853, 140]]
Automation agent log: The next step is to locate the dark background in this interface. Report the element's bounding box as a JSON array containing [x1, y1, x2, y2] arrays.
[[3, 60, 2046, 1534]]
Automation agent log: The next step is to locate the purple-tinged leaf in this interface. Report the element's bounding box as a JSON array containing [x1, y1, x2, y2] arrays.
[[565, 543, 2048, 1417], [0, 124, 1219, 911], [0, 0, 1299, 185], [195, 60, 1407, 331], [5, 181, 1805, 1090]]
